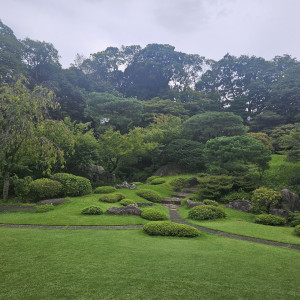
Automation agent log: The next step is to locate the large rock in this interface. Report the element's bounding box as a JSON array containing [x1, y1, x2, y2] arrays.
[[186, 200, 203, 208], [270, 209, 289, 219], [105, 204, 142, 216], [115, 181, 137, 190], [280, 189, 300, 212], [226, 199, 252, 213]]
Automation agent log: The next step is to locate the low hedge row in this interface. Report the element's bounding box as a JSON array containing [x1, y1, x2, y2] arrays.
[[254, 214, 286, 226], [136, 189, 162, 203], [188, 205, 226, 220], [81, 206, 104, 215], [99, 193, 125, 203], [141, 208, 168, 221], [120, 199, 136, 206], [29, 178, 63, 202]]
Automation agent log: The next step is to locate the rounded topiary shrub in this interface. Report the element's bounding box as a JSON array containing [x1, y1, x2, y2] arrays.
[[94, 186, 116, 194], [146, 176, 161, 183], [51, 173, 92, 197], [143, 221, 200, 237], [136, 189, 162, 203], [120, 199, 136, 206], [81, 206, 103, 215], [151, 178, 166, 185], [254, 214, 286, 226], [99, 193, 125, 203], [35, 205, 55, 213], [294, 225, 300, 236], [203, 199, 219, 206], [29, 178, 63, 202], [141, 208, 168, 221], [188, 205, 226, 220]]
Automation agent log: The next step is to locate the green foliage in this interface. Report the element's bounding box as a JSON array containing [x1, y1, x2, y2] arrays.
[[51, 173, 92, 197], [254, 214, 286, 226], [147, 176, 161, 182], [294, 225, 300, 236], [141, 208, 168, 221], [99, 193, 125, 203], [247, 132, 274, 152], [250, 187, 281, 214], [136, 189, 162, 203], [203, 199, 219, 206], [81, 206, 103, 215], [151, 178, 166, 185], [35, 205, 55, 213], [169, 178, 188, 189], [94, 186, 116, 194], [188, 205, 226, 220], [221, 191, 251, 204], [29, 178, 62, 202], [288, 212, 300, 227], [143, 221, 200, 237], [119, 199, 136, 206], [11, 175, 33, 202]]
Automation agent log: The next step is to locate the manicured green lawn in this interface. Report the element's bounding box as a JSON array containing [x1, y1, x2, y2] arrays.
[[179, 206, 300, 245], [0, 227, 299, 300]]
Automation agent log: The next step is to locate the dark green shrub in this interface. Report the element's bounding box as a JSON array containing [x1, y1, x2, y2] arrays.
[[294, 225, 300, 236], [94, 186, 116, 194], [131, 182, 143, 185], [288, 212, 300, 227], [221, 190, 251, 204], [120, 199, 136, 206], [203, 199, 219, 206], [189, 205, 226, 220], [151, 178, 166, 185], [81, 206, 103, 215], [136, 189, 162, 203], [169, 178, 188, 189], [250, 187, 281, 214], [143, 221, 200, 237], [35, 205, 54, 213], [99, 193, 125, 203], [51, 173, 92, 197], [12, 175, 33, 202], [29, 178, 63, 202], [141, 208, 168, 221], [146, 176, 161, 182], [254, 214, 286, 226]]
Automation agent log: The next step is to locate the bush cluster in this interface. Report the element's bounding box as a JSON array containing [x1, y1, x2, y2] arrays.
[[203, 199, 219, 206], [29, 178, 63, 202], [169, 178, 188, 189], [254, 214, 286, 226], [141, 208, 168, 221], [151, 178, 166, 185], [146, 176, 161, 183], [51, 173, 92, 196], [288, 212, 300, 227], [120, 199, 136, 206], [99, 193, 125, 203], [136, 189, 162, 203], [221, 190, 251, 204], [12, 175, 33, 202], [35, 205, 55, 213], [294, 225, 300, 236], [188, 205, 226, 220], [94, 186, 116, 194], [81, 206, 103, 215], [143, 221, 200, 237]]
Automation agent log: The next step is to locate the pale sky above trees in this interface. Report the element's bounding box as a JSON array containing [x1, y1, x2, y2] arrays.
[[1, 0, 299, 67]]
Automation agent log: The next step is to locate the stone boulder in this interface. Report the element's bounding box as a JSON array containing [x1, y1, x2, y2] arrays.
[[105, 204, 142, 216], [115, 181, 137, 190], [226, 199, 252, 213], [280, 189, 300, 212], [186, 200, 203, 209], [270, 208, 289, 219], [137, 203, 155, 207]]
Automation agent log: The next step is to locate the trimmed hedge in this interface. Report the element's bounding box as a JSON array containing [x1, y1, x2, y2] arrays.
[[203, 199, 219, 206], [295, 225, 300, 236], [120, 199, 136, 206], [141, 208, 168, 221], [254, 214, 286, 226], [35, 205, 54, 213], [81, 206, 103, 215], [151, 178, 166, 185], [189, 205, 226, 220], [94, 186, 116, 194], [29, 178, 63, 202], [99, 193, 125, 203], [143, 221, 200, 237], [136, 189, 162, 203], [51, 173, 92, 196], [146, 176, 161, 183]]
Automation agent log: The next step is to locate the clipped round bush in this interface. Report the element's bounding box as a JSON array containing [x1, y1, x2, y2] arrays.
[[146, 176, 161, 183], [169, 178, 188, 189], [294, 225, 300, 236], [131, 182, 143, 186], [203, 199, 219, 206], [29, 178, 63, 202], [151, 178, 166, 185], [81, 206, 103, 215], [99, 193, 125, 203], [141, 208, 168, 221], [254, 214, 286, 226], [221, 191, 251, 204], [143, 221, 200, 237], [189, 205, 226, 220], [120, 199, 136, 206], [51, 173, 92, 197], [94, 186, 116, 194], [136, 189, 162, 203], [35, 205, 55, 213]]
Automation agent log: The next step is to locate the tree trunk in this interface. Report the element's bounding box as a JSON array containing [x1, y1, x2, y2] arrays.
[[3, 171, 10, 202]]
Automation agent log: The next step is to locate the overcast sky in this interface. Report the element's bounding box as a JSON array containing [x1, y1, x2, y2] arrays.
[[1, 0, 300, 67]]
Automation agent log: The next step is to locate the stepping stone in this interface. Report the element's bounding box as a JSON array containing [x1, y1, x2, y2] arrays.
[[162, 197, 182, 205], [171, 193, 192, 199]]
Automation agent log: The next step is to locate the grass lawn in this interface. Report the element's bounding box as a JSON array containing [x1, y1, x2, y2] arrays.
[[179, 206, 300, 245], [0, 227, 300, 300]]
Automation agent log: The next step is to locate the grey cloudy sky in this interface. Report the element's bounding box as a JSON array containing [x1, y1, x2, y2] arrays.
[[1, 0, 300, 67]]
